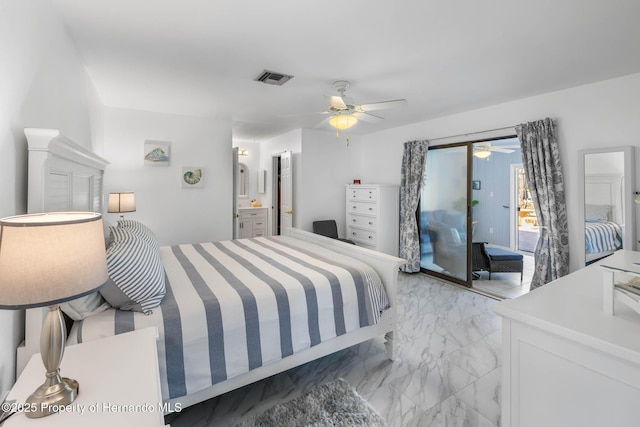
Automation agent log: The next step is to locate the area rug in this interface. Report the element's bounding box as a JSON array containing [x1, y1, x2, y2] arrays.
[[235, 378, 388, 427]]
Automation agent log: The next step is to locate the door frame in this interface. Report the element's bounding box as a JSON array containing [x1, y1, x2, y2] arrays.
[[232, 147, 239, 239], [419, 135, 520, 288], [270, 151, 293, 235], [509, 163, 522, 251], [419, 141, 473, 288]]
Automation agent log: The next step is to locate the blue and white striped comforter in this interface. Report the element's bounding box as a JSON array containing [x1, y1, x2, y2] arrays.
[[585, 221, 622, 254], [69, 236, 389, 401]]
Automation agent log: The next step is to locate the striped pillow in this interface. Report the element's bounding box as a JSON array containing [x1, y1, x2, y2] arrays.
[[117, 219, 159, 252], [102, 227, 165, 314]]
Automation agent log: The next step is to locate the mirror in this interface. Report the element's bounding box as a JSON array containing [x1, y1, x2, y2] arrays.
[[579, 146, 635, 265], [238, 163, 249, 197]]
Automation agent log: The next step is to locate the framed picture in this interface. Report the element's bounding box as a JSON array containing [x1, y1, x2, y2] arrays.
[[144, 140, 170, 166], [472, 180, 481, 190], [182, 167, 204, 189]]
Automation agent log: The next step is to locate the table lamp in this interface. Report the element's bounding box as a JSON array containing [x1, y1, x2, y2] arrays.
[[107, 192, 136, 219], [0, 212, 108, 418]]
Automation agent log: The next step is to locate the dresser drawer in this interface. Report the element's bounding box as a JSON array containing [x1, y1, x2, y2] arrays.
[[348, 228, 377, 243], [253, 222, 266, 236], [240, 209, 266, 219], [348, 201, 377, 215], [348, 215, 377, 229], [348, 187, 378, 202]]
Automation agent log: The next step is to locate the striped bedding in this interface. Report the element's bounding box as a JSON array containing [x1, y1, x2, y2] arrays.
[[68, 236, 389, 401], [585, 221, 622, 254]]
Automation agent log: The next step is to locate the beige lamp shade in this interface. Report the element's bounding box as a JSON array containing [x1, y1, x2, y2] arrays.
[[107, 192, 136, 213], [0, 212, 108, 309]]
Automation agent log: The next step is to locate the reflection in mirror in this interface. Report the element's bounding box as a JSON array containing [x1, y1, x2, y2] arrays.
[[580, 146, 635, 265], [238, 163, 248, 197]]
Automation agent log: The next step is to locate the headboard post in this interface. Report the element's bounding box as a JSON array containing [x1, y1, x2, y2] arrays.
[[18, 129, 109, 376]]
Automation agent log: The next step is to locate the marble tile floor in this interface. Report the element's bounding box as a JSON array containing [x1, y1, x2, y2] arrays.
[[167, 272, 503, 427]]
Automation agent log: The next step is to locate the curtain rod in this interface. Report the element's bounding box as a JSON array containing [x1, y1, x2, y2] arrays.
[[427, 125, 516, 143], [427, 118, 557, 143]]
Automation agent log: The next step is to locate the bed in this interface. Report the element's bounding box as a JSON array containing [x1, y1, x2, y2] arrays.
[[585, 220, 622, 261], [584, 174, 625, 263], [19, 128, 406, 411]]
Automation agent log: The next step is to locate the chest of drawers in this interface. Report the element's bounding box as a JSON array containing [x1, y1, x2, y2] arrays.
[[345, 184, 399, 256]]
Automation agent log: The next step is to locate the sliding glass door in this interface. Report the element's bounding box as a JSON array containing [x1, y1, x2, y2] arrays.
[[419, 144, 471, 286]]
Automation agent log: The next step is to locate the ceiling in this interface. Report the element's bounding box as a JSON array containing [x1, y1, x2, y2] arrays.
[[50, 0, 640, 142]]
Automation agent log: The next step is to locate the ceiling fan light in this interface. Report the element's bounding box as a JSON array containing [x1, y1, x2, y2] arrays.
[[474, 149, 491, 159], [329, 115, 358, 130]]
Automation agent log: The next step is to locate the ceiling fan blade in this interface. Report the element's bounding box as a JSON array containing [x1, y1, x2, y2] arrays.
[[353, 111, 384, 123], [358, 99, 407, 112], [328, 95, 347, 110], [496, 145, 521, 149], [490, 147, 515, 153]]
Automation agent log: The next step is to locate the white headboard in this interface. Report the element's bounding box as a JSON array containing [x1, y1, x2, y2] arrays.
[[18, 128, 109, 374], [585, 173, 624, 225]]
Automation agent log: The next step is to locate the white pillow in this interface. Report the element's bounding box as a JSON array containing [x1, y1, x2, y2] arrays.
[[60, 292, 111, 321]]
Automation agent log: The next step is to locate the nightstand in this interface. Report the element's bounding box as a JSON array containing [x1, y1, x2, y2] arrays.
[[4, 327, 167, 426]]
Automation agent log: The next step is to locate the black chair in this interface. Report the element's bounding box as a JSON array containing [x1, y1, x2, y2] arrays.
[[472, 242, 523, 281], [312, 220, 356, 245]]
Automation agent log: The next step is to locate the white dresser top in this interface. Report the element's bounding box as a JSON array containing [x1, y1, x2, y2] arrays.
[[493, 250, 640, 365]]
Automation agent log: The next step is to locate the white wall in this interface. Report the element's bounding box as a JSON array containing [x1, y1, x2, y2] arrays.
[[0, 0, 102, 395], [358, 72, 640, 272], [257, 129, 364, 237], [103, 107, 233, 245], [299, 130, 363, 236]]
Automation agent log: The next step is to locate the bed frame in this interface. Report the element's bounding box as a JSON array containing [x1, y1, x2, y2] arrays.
[[20, 128, 406, 411], [18, 128, 109, 374]]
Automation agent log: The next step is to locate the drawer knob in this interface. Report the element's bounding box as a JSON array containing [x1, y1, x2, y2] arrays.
[[368, 207, 373, 211], [368, 235, 373, 239], [352, 232, 356, 236], [353, 206, 357, 209], [369, 221, 373, 225], [352, 219, 356, 222]]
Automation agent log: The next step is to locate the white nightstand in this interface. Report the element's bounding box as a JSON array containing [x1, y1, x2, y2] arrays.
[[4, 327, 167, 426]]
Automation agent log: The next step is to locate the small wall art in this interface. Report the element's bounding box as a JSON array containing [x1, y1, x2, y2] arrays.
[[182, 166, 204, 189], [144, 140, 170, 166], [472, 180, 481, 190]]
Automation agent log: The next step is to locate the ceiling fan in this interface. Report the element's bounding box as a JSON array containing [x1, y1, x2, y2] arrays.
[[315, 80, 408, 131], [473, 142, 520, 159]]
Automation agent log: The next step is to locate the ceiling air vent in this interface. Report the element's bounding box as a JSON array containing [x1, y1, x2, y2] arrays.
[[254, 70, 294, 86]]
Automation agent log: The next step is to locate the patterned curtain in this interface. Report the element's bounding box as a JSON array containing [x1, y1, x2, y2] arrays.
[[516, 118, 569, 289], [399, 140, 429, 272]]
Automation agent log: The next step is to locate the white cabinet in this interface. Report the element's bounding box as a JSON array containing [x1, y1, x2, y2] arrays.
[[493, 250, 640, 427], [345, 184, 399, 256], [238, 207, 267, 238]]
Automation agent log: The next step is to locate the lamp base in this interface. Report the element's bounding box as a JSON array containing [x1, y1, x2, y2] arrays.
[[26, 376, 78, 418]]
